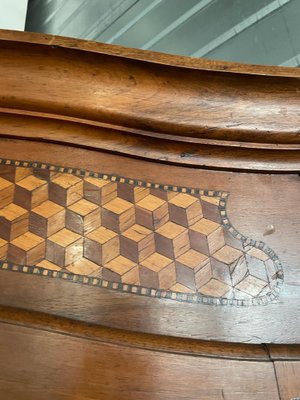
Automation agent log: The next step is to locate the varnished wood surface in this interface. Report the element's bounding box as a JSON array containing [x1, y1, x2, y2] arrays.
[[0, 159, 282, 304], [268, 344, 300, 360], [1, 112, 299, 173], [0, 30, 299, 172], [0, 306, 269, 360], [0, 322, 280, 400], [2, 29, 300, 78], [0, 31, 299, 398], [275, 362, 300, 400], [1, 306, 300, 399], [0, 140, 299, 344]]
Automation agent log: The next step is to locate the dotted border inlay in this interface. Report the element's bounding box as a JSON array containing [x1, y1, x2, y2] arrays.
[[0, 158, 284, 306]]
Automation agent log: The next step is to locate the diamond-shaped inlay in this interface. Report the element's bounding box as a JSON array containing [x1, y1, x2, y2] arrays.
[[0, 159, 283, 305]]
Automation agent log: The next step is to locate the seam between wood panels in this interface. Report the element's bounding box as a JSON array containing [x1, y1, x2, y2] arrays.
[[264, 344, 282, 400]]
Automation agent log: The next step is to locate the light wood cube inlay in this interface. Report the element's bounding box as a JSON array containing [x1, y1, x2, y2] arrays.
[[200, 195, 221, 223], [195, 260, 231, 295], [30, 200, 65, 238], [84, 226, 119, 265], [67, 258, 102, 276], [84, 176, 117, 205], [102, 197, 135, 233], [169, 193, 202, 227], [8, 232, 45, 265], [198, 278, 230, 297], [170, 283, 194, 293], [0, 165, 32, 183], [120, 224, 155, 263], [14, 175, 48, 210], [118, 183, 149, 203], [0, 238, 8, 260], [46, 228, 83, 267], [150, 187, 177, 201], [235, 275, 268, 297], [0, 203, 29, 241], [136, 194, 169, 230], [36, 259, 62, 271], [0, 177, 14, 208], [189, 218, 225, 256], [176, 249, 209, 290], [213, 245, 243, 265], [155, 221, 190, 259], [140, 252, 176, 289], [66, 199, 101, 235], [104, 255, 139, 284], [49, 174, 83, 207]]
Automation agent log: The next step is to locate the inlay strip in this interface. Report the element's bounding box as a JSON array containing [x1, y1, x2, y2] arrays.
[[0, 159, 283, 306]]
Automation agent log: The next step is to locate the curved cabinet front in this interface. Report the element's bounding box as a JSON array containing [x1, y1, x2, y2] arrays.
[[0, 30, 299, 400]]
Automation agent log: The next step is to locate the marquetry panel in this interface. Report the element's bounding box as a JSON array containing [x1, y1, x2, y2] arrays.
[[0, 203, 29, 241], [0, 160, 283, 305], [0, 177, 14, 208], [8, 232, 45, 265]]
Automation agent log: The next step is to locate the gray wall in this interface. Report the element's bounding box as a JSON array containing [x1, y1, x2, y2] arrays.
[[25, 0, 300, 66], [0, 0, 28, 30]]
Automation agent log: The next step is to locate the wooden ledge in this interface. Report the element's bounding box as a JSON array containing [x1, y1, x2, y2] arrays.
[[0, 305, 274, 361], [1, 305, 299, 362], [0, 30, 299, 172]]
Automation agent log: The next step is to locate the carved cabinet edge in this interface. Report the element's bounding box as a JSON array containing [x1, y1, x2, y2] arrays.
[[0, 30, 299, 172]]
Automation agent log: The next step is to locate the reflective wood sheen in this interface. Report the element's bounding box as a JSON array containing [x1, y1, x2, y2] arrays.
[[0, 321, 280, 400], [0, 140, 298, 346], [0, 30, 300, 171], [0, 30, 299, 399]]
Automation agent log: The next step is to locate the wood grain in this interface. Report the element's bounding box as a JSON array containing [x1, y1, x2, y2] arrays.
[[0, 31, 299, 172], [0, 139, 298, 344], [0, 30, 299, 397], [0, 310, 280, 400], [0, 306, 269, 360], [0, 159, 282, 303], [275, 362, 300, 400]]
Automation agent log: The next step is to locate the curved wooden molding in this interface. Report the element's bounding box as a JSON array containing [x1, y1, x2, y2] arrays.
[[0, 305, 282, 361], [0, 30, 299, 172], [1, 305, 299, 399]]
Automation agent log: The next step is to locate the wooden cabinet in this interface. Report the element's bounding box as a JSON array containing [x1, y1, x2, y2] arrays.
[[0, 30, 299, 399]]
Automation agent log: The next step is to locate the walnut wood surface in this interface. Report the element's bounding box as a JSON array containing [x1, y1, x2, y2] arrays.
[[0, 306, 269, 360], [275, 362, 300, 400], [2, 306, 300, 399], [0, 320, 280, 400], [0, 30, 299, 172], [0, 31, 299, 397], [0, 140, 299, 344], [0, 159, 282, 304]]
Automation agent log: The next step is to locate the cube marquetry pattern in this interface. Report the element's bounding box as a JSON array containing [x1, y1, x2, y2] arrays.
[[0, 177, 14, 208], [0, 161, 280, 303], [120, 224, 155, 263], [0, 203, 29, 241], [30, 200, 65, 238], [14, 175, 48, 210], [46, 228, 83, 267], [84, 226, 119, 265], [49, 174, 83, 207], [66, 199, 101, 235], [104, 256, 139, 284], [0, 238, 8, 260], [8, 232, 45, 265]]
